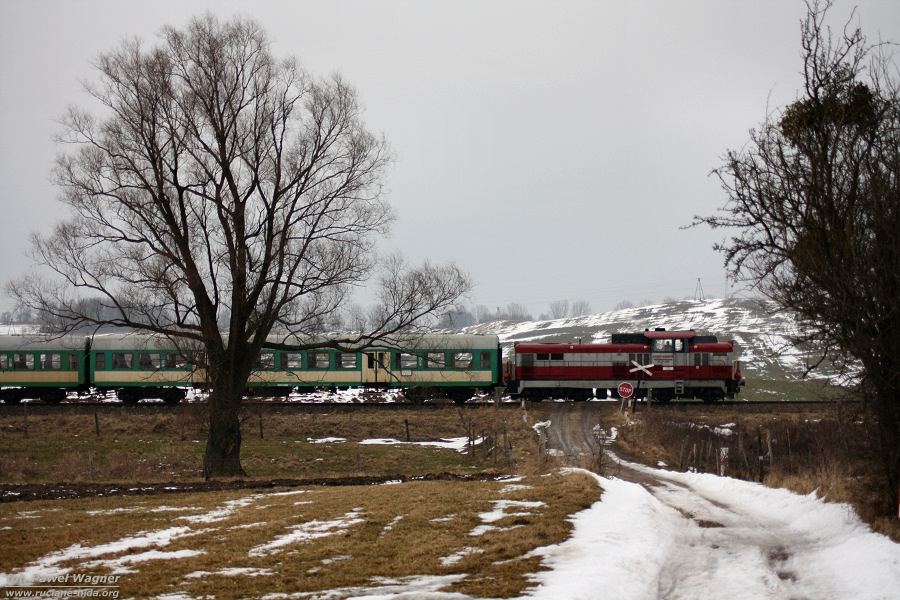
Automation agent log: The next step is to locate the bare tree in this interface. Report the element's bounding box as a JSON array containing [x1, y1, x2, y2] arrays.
[[548, 300, 569, 319], [612, 300, 635, 311], [694, 0, 900, 510], [504, 303, 533, 322], [9, 14, 470, 477], [570, 300, 592, 317], [474, 304, 494, 324]]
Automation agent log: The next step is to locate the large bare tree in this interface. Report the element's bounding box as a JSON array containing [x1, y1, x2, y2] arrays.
[[10, 14, 470, 477], [694, 0, 900, 509]]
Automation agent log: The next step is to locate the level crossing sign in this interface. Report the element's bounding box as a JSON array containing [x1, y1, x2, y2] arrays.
[[629, 360, 654, 377]]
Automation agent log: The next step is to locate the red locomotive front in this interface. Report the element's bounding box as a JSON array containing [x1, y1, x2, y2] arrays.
[[508, 329, 743, 402]]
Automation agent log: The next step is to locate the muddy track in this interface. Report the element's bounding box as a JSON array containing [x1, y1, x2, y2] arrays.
[[0, 471, 504, 503]]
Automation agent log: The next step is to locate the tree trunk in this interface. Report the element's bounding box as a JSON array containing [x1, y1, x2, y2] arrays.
[[203, 383, 247, 479]]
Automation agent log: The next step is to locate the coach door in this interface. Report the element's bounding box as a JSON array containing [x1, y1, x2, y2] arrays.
[[363, 352, 390, 385]]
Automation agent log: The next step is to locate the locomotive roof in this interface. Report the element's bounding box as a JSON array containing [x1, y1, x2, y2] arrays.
[[514, 341, 649, 353], [642, 330, 696, 339]]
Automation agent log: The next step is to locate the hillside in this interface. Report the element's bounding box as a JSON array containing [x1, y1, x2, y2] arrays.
[[462, 297, 824, 381]]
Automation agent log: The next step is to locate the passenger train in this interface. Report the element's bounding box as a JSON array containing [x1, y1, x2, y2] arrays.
[[0, 328, 742, 404]]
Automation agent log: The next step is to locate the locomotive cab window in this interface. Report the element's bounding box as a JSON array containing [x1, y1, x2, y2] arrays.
[[452, 351, 473, 369], [652, 339, 684, 352], [13, 354, 34, 370]]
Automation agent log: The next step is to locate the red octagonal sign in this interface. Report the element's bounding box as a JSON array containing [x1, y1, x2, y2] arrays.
[[618, 382, 634, 398]]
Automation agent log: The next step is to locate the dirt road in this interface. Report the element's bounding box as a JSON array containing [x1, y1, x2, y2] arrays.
[[544, 403, 842, 599]]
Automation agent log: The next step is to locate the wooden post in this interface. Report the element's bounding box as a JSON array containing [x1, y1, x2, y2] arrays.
[[258, 412, 264, 439], [94, 410, 100, 439], [23, 403, 28, 440], [503, 421, 511, 468], [405, 418, 411, 442]]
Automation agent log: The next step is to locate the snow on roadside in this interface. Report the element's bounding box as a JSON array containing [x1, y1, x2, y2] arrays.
[[526, 471, 675, 600], [641, 465, 900, 600], [526, 466, 900, 600]]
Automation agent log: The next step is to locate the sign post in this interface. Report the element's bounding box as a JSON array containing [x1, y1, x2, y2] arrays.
[[629, 360, 654, 409], [617, 382, 634, 416]]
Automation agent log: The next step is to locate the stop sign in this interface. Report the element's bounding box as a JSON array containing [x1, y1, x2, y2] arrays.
[[618, 382, 634, 398]]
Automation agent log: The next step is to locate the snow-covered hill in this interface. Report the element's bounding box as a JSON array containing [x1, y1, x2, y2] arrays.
[[463, 298, 822, 380]]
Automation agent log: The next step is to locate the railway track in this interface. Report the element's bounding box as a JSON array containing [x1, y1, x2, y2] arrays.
[[0, 398, 856, 415]]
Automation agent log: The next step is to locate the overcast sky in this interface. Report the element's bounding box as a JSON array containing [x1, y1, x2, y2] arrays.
[[2, 0, 899, 318]]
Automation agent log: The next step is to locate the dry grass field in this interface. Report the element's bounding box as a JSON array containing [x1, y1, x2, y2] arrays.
[[0, 470, 600, 598], [3, 394, 897, 598], [0, 403, 547, 484], [0, 402, 608, 598]]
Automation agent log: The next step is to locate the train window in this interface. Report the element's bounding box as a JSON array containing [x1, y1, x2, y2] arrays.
[[537, 353, 549, 361], [480, 352, 491, 369], [257, 352, 276, 370], [13, 354, 34, 370], [452, 352, 473, 369], [68, 355, 79, 370], [281, 353, 302, 370], [0, 355, 7, 370], [397, 353, 418, 369], [426, 352, 445, 369], [694, 353, 711, 367], [551, 353, 564, 361], [337, 353, 358, 369], [95, 353, 106, 370], [139, 353, 162, 370], [308, 352, 329, 369], [111, 353, 133, 369], [40, 353, 62, 370], [170, 354, 190, 370]]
